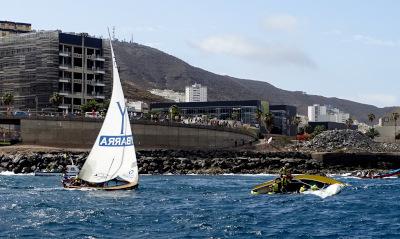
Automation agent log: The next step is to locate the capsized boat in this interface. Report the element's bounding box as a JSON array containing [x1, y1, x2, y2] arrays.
[[62, 35, 138, 190], [250, 174, 345, 195]]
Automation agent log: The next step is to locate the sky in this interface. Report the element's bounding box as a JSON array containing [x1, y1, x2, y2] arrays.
[[3, 0, 400, 107]]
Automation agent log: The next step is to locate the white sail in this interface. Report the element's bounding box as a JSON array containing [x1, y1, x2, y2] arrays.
[[78, 39, 138, 184]]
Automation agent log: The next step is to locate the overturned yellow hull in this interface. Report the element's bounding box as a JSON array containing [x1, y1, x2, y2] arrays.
[[251, 174, 344, 195]]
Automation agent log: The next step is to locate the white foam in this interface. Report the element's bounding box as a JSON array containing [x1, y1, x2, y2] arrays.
[[221, 173, 276, 177], [0, 171, 34, 176], [301, 184, 345, 199]]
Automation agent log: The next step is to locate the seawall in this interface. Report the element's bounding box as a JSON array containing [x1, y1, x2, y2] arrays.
[[18, 118, 257, 149]]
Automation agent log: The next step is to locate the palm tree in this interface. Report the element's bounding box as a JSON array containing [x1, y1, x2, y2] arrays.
[[292, 116, 301, 134], [2, 92, 14, 115], [393, 112, 399, 141], [264, 112, 274, 133], [255, 109, 263, 124], [80, 99, 100, 112], [345, 117, 354, 129], [169, 105, 180, 121], [368, 113, 376, 127], [231, 111, 240, 121], [49, 93, 63, 108]]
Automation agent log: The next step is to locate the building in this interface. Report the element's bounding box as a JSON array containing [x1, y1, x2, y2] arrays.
[[126, 101, 149, 113], [269, 105, 297, 136], [378, 108, 400, 127], [150, 100, 297, 135], [185, 83, 207, 102], [308, 104, 350, 123], [149, 89, 185, 102], [375, 108, 400, 142], [0, 20, 31, 37], [353, 120, 370, 133], [308, 121, 357, 131], [0, 28, 111, 113], [150, 100, 262, 125]]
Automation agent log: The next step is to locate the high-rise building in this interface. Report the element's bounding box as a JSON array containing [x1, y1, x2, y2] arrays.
[[185, 83, 207, 102], [308, 104, 350, 123], [0, 27, 111, 113]]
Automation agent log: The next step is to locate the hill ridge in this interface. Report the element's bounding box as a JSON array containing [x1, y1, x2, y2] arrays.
[[113, 40, 397, 123]]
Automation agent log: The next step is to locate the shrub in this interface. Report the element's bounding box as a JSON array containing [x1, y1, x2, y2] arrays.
[[365, 128, 380, 139]]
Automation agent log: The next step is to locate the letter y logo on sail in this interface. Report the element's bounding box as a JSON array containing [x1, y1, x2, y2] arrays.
[[117, 101, 126, 135], [99, 102, 133, 147]]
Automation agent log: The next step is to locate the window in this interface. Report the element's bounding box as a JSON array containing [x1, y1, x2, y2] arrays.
[[73, 98, 81, 105], [73, 84, 82, 93], [74, 47, 82, 54], [73, 73, 82, 79], [74, 58, 82, 67]]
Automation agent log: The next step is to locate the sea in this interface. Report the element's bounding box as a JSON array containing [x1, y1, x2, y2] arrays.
[[1, 173, 400, 238]]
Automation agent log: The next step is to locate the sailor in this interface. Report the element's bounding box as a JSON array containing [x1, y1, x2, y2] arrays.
[[279, 163, 292, 190], [279, 163, 292, 177], [271, 178, 282, 193]]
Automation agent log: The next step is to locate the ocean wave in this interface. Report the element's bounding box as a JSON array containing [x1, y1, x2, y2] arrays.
[[0, 171, 34, 176]]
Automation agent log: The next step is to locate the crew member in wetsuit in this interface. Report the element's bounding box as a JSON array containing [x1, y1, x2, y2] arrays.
[[271, 178, 282, 193], [279, 163, 293, 192]]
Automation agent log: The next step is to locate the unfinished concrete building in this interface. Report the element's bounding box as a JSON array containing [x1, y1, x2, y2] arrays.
[[0, 28, 111, 113], [0, 20, 31, 37]]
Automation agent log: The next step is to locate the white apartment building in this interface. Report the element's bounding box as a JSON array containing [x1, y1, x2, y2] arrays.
[[149, 89, 185, 102], [308, 104, 350, 123], [126, 101, 149, 113], [185, 83, 207, 102]]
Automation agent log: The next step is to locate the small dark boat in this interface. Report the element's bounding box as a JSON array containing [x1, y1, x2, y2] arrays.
[[356, 169, 400, 179], [251, 174, 345, 195]]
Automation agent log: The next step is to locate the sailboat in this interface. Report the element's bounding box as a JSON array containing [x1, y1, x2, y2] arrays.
[[62, 37, 139, 190]]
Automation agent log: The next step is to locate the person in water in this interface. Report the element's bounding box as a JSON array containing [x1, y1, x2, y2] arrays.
[[271, 178, 282, 193]]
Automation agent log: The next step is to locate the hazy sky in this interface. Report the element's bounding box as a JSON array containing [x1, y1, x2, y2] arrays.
[[3, 0, 400, 107]]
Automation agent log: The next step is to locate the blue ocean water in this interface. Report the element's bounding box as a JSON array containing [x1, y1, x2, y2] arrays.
[[0, 174, 399, 238]]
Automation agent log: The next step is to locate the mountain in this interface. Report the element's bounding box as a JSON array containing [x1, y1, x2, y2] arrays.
[[113, 40, 397, 123]]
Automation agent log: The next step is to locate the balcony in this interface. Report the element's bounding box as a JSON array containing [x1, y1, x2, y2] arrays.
[[58, 91, 70, 96], [91, 67, 105, 74], [59, 65, 71, 70], [73, 79, 83, 84], [87, 54, 105, 61], [58, 104, 71, 109], [88, 92, 105, 99], [95, 55, 105, 61], [59, 78, 71, 83], [88, 80, 105, 86], [73, 53, 83, 58], [59, 51, 71, 57]]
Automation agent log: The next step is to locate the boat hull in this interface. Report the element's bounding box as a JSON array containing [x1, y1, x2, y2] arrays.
[[251, 174, 344, 195], [63, 181, 138, 191]]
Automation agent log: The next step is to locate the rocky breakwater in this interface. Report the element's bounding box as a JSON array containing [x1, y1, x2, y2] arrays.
[[300, 129, 400, 153], [0, 149, 323, 175], [296, 129, 400, 171]]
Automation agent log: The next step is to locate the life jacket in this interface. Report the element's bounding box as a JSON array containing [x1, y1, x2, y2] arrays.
[[272, 181, 282, 193]]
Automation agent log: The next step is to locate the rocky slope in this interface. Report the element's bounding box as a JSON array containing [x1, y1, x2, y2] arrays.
[[113, 41, 397, 123]]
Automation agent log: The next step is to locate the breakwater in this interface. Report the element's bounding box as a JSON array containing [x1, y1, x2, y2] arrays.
[[1, 149, 399, 174]]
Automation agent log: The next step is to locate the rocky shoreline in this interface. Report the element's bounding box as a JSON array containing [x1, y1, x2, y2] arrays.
[[0, 149, 399, 175]]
